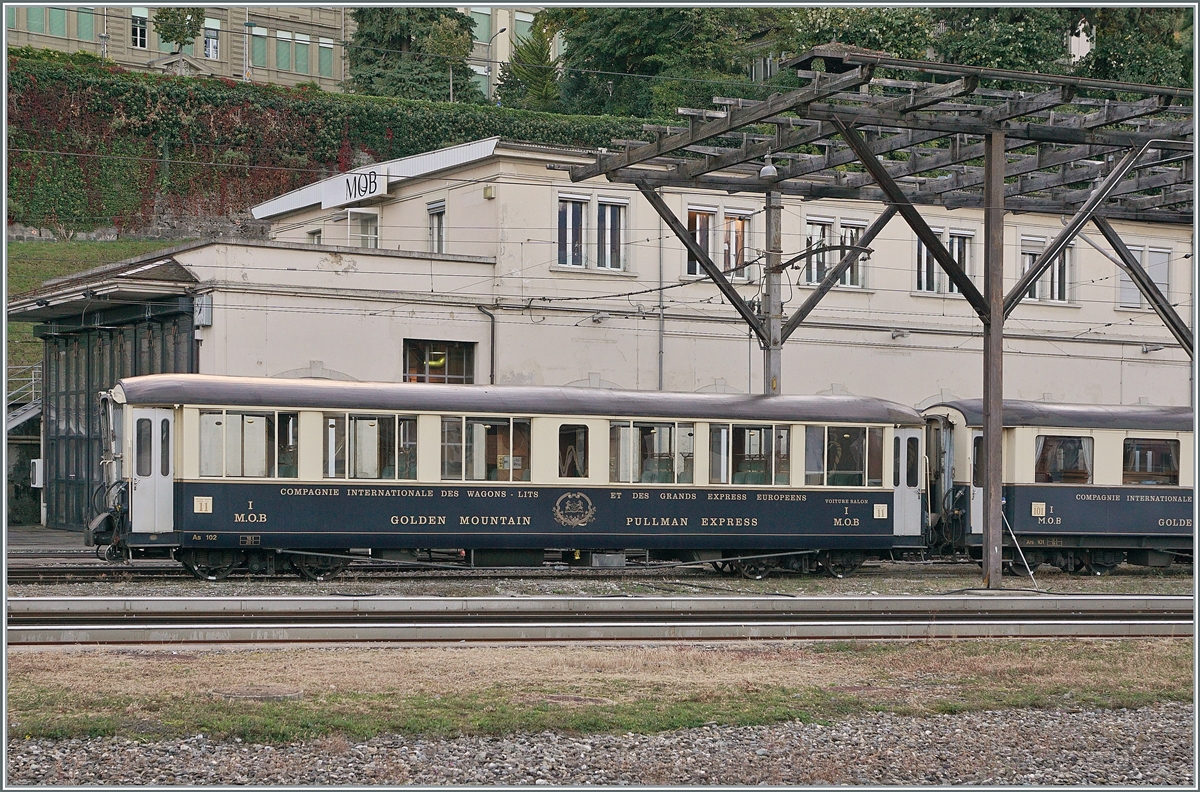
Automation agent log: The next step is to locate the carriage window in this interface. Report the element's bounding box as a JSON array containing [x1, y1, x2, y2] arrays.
[[972, 436, 983, 488], [350, 415, 396, 479], [907, 436, 920, 489], [774, 426, 791, 485], [709, 424, 730, 484], [465, 417, 510, 481], [806, 426, 825, 485], [323, 413, 347, 478], [277, 413, 299, 478], [677, 423, 695, 484], [559, 424, 588, 477], [441, 417, 463, 480], [827, 427, 866, 486], [733, 425, 772, 485], [867, 427, 883, 486], [711, 424, 788, 485], [440, 417, 530, 481], [1034, 435, 1093, 484], [610, 421, 690, 484], [1123, 438, 1179, 485], [199, 411, 223, 476], [136, 418, 152, 477], [160, 419, 171, 477], [893, 436, 901, 487], [226, 412, 274, 477], [397, 417, 419, 480]]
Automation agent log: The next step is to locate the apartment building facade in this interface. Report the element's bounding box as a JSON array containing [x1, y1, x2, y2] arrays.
[[5, 5, 353, 89]]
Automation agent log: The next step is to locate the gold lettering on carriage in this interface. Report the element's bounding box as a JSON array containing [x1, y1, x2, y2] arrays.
[[390, 515, 447, 525], [626, 517, 688, 526]]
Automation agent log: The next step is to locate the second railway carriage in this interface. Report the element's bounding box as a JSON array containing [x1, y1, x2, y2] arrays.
[[923, 400, 1193, 574], [88, 374, 927, 579]]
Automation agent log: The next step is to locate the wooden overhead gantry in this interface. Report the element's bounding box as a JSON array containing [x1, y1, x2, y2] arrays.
[[555, 44, 1193, 587]]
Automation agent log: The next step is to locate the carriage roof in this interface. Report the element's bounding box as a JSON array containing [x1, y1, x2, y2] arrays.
[[113, 374, 925, 425], [929, 399, 1193, 432]]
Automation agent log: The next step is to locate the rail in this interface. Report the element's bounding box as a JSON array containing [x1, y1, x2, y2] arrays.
[[7, 594, 1192, 645]]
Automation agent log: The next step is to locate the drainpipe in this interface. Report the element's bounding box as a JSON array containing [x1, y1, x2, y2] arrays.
[[476, 305, 496, 384]]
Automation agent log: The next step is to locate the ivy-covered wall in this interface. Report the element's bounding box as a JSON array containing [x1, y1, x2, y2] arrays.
[[6, 49, 651, 233]]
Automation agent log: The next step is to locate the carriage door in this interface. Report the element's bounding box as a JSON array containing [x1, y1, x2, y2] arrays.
[[131, 409, 175, 533], [892, 429, 923, 538], [969, 431, 984, 534]]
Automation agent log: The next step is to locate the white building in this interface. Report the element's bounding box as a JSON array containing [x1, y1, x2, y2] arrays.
[[9, 137, 1192, 529]]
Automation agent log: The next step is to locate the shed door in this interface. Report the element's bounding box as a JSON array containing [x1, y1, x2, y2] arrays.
[[892, 429, 923, 537], [131, 408, 174, 533]]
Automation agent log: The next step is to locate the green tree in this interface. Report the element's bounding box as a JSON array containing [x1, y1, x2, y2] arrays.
[[542, 8, 772, 117], [495, 21, 561, 112], [347, 8, 485, 103], [785, 7, 936, 60], [1075, 8, 1191, 87], [934, 9, 1080, 74], [151, 7, 205, 54]]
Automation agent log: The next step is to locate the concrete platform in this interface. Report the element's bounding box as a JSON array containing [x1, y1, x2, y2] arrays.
[[6, 524, 83, 551]]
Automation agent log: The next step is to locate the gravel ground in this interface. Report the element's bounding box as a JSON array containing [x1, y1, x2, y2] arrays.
[[6, 703, 1192, 786], [7, 561, 1194, 599]]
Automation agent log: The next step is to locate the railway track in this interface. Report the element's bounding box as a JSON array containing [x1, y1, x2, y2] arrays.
[[7, 594, 1192, 645]]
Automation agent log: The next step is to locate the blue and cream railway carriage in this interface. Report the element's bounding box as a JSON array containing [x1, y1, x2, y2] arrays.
[[89, 374, 927, 579], [924, 400, 1193, 574]]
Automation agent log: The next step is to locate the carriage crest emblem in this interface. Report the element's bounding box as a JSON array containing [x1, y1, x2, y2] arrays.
[[552, 492, 596, 527]]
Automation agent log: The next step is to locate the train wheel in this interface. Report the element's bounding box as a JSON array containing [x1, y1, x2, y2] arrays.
[[819, 551, 864, 578], [711, 560, 736, 575], [735, 559, 775, 580], [179, 550, 239, 581], [291, 553, 349, 582]]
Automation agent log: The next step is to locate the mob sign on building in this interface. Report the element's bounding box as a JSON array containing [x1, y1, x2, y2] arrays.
[[8, 137, 1192, 530]]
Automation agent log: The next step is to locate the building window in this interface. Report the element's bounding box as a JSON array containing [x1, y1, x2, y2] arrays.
[[597, 202, 625, 270], [294, 33, 310, 73], [916, 229, 974, 294], [470, 64, 489, 96], [558, 197, 586, 267], [276, 30, 292, 70], [470, 7, 491, 42], [803, 219, 832, 284], [404, 340, 475, 384], [514, 11, 534, 41], [26, 7, 45, 34], [1123, 438, 1179, 485], [47, 7, 67, 37], [6, 7, 15, 29], [348, 209, 378, 248], [723, 213, 749, 277], [1119, 247, 1170, 308], [318, 37, 334, 77], [130, 8, 148, 48], [250, 26, 267, 68], [306, 229, 322, 245], [1034, 435, 1093, 484], [1023, 239, 1072, 303], [77, 8, 94, 40], [839, 222, 867, 287], [687, 208, 715, 275], [203, 19, 220, 60], [428, 201, 446, 254]]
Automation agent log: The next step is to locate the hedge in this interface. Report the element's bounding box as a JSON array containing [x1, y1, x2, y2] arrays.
[[6, 48, 653, 232]]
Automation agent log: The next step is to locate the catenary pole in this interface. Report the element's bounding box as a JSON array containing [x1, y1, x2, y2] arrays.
[[982, 131, 1006, 588], [763, 191, 783, 395]]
